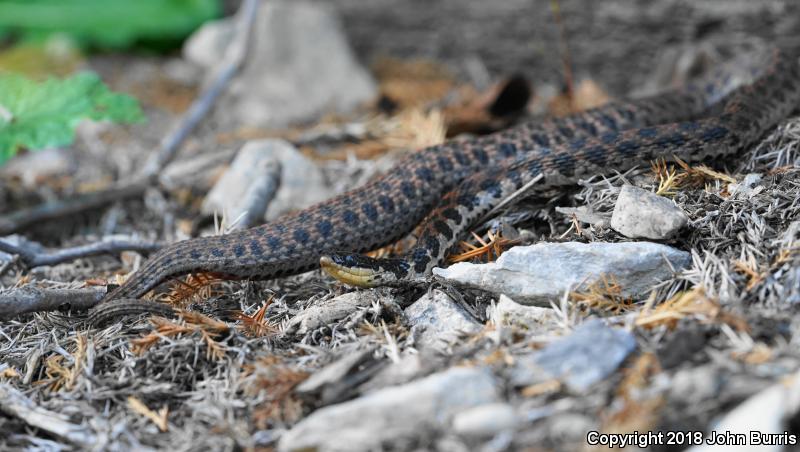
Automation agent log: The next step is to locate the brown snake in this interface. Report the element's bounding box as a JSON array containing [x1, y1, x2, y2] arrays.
[[89, 47, 800, 324]]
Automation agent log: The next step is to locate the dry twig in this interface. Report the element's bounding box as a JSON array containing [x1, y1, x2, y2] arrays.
[[0, 287, 104, 319], [0, 384, 98, 447], [0, 236, 161, 270]]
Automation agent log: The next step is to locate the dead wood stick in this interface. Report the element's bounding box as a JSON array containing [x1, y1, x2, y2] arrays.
[[0, 287, 105, 319], [0, 237, 162, 270], [231, 160, 282, 230], [0, 179, 148, 236], [0, 383, 98, 447]]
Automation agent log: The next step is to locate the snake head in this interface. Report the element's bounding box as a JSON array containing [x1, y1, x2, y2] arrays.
[[320, 253, 410, 288]]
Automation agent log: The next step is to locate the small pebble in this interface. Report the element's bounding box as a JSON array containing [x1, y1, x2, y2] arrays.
[[610, 184, 688, 239]]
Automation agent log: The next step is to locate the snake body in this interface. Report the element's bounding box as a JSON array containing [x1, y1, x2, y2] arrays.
[[92, 48, 799, 320]]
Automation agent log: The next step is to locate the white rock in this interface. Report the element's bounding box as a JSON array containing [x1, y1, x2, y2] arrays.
[[221, 1, 376, 129], [277, 366, 500, 452], [183, 17, 236, 69], [405, 290, 482, 352], [202, 139, 327, 222], [610, 185, 688, 239], [433, 242, 690, 305], [451, 403, 518, 437], [511, 319, 637, 392], [686, 371, 800, 452], [488, 295, 558, 331]]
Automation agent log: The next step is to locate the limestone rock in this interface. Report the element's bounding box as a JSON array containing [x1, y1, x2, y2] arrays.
[[404, 290, 482, 352], [277, 366, 500, 452], [610, 185, 688, 239], [433, 242, 691, 304]]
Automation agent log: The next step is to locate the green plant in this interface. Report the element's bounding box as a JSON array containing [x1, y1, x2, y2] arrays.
[[0, 72, 144, 163], [0, 0, 219, 48]]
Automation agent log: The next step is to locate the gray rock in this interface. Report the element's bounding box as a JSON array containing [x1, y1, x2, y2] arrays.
[[433, 242, 691, 304], [405, 290, 482, 352], [202, 140, 327, 223], [221, 1, 376, 129], [511, 319, 637, 392], [451, 403, 518, 437], [286, 290, 395, 335], [610, 185, 689, 239], [182, 17, 236, 69], [488, 295, 558, 332], [277, 367, 500, 452]]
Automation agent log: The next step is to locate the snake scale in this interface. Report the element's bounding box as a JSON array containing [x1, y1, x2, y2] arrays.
[[89, 47, 800, 324]]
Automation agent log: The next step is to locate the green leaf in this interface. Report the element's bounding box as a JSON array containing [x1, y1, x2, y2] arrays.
[[0, 72, 144, 164], [0, 0, 219, 48]]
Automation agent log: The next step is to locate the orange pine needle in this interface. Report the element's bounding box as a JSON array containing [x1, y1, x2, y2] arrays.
[[236, 298, 277, 337], [449, 230, 520, 263]]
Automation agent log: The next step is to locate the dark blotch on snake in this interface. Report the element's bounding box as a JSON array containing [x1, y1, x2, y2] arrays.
[[293, 229, 310, 244], [433, 220, 453, 240], [442, 208, 462, 223], [401, 182, 416, 198], [378, 196, 395, 213], [361, 203, 379, 222], [249, 240, 264, 256], [316, 220, 333, 238], [342, 210, 359, 226]]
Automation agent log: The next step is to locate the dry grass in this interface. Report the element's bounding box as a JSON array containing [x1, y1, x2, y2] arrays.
[[635, 287, 749, 332], [652, 156, 736, 196], [569, 274, 634, 314]]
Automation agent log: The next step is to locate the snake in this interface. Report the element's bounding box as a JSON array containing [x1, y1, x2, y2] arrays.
[[89, 47, 800, 324]]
